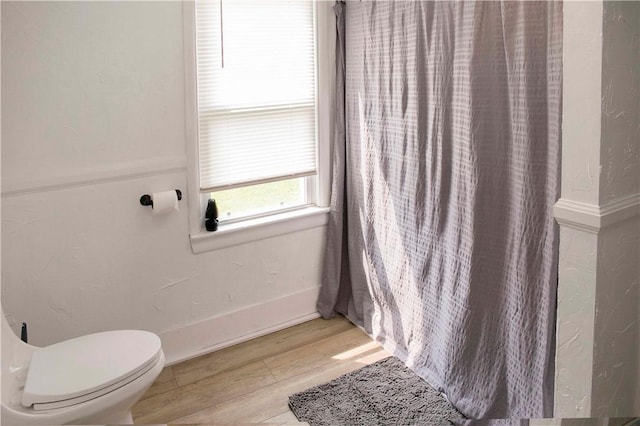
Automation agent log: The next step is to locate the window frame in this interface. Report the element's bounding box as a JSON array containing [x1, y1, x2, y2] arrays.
[[183, 0, 334, 253]]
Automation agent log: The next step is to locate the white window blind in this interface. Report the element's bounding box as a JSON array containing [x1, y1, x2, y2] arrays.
[[196, 0, 317, 192]]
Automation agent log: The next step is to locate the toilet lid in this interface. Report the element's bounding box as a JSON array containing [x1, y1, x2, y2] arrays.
[[22, 330, 162, 409]]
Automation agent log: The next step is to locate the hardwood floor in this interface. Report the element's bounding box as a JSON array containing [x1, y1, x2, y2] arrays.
[[132, 316, 390, 425]]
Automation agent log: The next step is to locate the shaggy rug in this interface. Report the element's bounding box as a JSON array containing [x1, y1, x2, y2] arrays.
[[288, 356, 465, 425]]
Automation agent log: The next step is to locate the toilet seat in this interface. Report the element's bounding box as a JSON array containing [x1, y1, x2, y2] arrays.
[[21, 330, 162, 411]]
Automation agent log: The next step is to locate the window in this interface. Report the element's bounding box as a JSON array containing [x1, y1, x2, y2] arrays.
[[195, 0, 318, 222], [185, 0, 333, 252]]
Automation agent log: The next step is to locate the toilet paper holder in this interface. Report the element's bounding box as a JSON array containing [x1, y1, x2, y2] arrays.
[[140, 190, 182, 207]]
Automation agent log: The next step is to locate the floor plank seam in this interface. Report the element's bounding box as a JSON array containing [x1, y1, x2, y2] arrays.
[[263, 360, 280, 383], [261, 359, 279, 383]]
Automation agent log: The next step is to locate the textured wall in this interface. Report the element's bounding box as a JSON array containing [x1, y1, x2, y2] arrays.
[[1, 1, 326, 354], [1, 178, 325, 346], [592, 219, 640, 416], [555, 227, 598, 414], [560, 1, 603, 205], [555, 1, 604, 416], [599, 1, 640, 204], [591, 1, 640, 415]]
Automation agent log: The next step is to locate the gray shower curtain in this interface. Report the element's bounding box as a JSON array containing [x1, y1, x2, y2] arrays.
[[318, 1, 562, 419]]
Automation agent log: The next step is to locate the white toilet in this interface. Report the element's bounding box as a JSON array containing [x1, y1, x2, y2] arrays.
[[1, 306, 165, 424]]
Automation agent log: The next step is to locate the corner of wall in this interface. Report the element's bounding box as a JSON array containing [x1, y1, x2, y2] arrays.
[[556, 0, 640, 417]]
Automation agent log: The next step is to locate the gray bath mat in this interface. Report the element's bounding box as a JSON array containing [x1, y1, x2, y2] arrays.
[[288, 356, 465, 425]]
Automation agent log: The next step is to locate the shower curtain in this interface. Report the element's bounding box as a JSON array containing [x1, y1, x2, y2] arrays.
[[318, 1, 562, 419]]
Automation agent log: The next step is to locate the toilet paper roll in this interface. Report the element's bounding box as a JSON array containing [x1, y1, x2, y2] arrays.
[[152, 190, 179, 216]]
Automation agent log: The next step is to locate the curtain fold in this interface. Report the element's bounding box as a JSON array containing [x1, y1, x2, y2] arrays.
[[319, 0, 562, 419], [317, 1, 374, 331]]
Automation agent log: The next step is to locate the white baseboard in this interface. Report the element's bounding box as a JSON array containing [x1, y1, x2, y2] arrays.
[[159, 286, 321, 366]]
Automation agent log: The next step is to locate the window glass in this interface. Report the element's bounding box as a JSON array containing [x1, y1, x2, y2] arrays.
[[211, 177, 307, 221]]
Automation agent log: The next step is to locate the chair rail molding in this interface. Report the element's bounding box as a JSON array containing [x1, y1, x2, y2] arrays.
[[1, 157, 187, 197], [553, 194, 640, 234]]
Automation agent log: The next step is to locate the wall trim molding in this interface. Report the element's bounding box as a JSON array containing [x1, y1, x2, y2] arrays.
[[159, 286, 322, 366], [1, 157, 187, 198], [554, 193, 640, 234]]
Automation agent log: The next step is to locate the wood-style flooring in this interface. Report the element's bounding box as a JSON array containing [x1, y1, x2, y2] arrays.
[[132, 315, 390, 425]]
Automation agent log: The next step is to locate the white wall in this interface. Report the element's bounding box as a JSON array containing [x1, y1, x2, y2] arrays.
[[1, 1, 326, 364], [554, 0, 640, 417], [599, 1, 640, 205], [591, 1, 640, 416]]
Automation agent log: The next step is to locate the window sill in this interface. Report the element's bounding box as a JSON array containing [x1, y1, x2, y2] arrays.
[[190, 206, 330, 254]]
